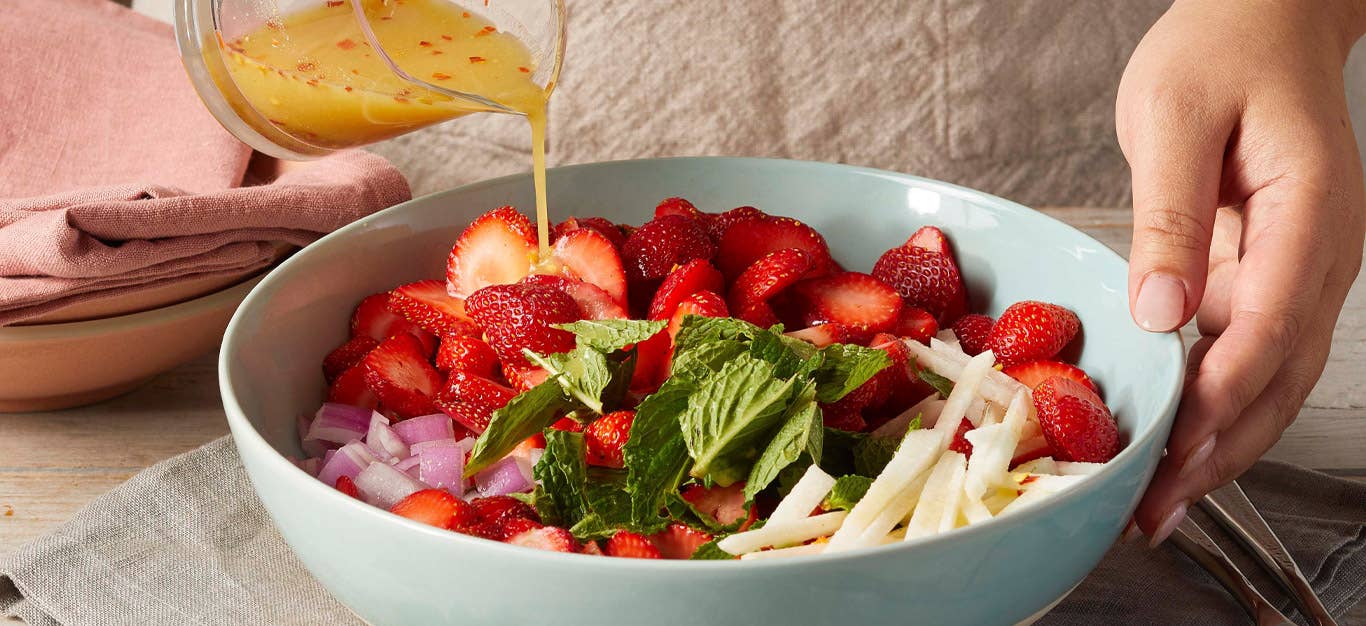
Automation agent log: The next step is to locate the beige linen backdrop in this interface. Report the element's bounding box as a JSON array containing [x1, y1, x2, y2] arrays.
[[132, 0, 1366, 207]]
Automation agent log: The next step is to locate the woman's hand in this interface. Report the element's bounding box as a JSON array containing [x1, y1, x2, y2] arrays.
[[1116, 0, 1365, 545]]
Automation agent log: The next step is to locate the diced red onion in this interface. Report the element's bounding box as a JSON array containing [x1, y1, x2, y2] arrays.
[[474, 456, 533, 496], [354, 461, 428, 509], [419, 444, 466, 493], [339, 440, 381, 468], [298, 414, 331, 458], [392, 413, 455, 446], [394, 456, 423, 478], [410, 438, 460, 455], [317, 447, 363, 488], [527, 448, 545, 469], [367, 413, 410, 461], [307, 404, 376, 445], [322, 448, 337, 469]]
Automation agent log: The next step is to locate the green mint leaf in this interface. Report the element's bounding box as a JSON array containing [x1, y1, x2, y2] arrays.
[[822, 475, 874, 511], [557, 319, 667, 352], [568, 469, 635, 539], [918, 368, 955, 399], [532, 430, 589, 526], [744, 379, 822, 500], [819, 427, 866, 476], [853, 433, 901, 477], [465, 381, 569, 475], [625, 378, 695, 530], [746, 329, 811, 379], [682, 354, 798, 486], [812, 343, 891, 403], [527, 346, 615, 414], [670, 339, 749, 383], [689, 539, 738, 560], [671, 315, 766, 355]]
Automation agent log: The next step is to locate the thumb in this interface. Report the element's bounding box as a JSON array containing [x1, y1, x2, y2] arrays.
[[1118, 93, 1233, 333]]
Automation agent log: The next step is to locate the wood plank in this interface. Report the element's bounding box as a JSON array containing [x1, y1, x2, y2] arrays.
[[0, 470, 137, 555]]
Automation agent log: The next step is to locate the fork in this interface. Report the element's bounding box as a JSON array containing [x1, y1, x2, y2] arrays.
[[1169, 516, 1294, 625]]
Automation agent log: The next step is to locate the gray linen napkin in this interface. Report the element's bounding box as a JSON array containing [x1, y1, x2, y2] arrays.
[[2, 437, 1363, 626]]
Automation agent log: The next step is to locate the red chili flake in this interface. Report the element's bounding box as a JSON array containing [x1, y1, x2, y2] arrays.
[[380, 15, 392, 20], [468, 56, 486, 63], [394, 96, 410, 103], [517, 66, 530, 73], [432, 72, 452, 80], [461, 11, 470, 17], [325, 0, 343, 6], [351, 68, 360, 74], [419, 40, 432, 47], [441, 34, 453, 41], [296, 61, 317, 72], [336, 38, 357, 50], [1020, 475, 1039, 485], [344, 86, 353, 92], [475, 26, 496, 36], [431, 50, 444, 55], [306, 79, 320, 86]]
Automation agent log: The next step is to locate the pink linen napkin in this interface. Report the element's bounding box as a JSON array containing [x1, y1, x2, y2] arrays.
[[0, 0, 412, 326]]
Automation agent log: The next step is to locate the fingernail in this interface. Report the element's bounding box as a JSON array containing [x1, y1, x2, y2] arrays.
[[1148, 500, 1188, 548], [1122, 520, 1143, 543], [1178, 434, 1217, 480], [1135, 272, 1185, 332]]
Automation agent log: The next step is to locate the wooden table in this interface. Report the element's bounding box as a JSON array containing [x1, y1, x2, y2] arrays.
[[2, 207, 1363, 622]]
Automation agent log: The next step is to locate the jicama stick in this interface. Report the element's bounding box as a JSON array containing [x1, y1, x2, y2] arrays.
[[963, 390, 1032, 499], [873, 396, 946, 437], [906, 339, 1030, 407], [1000, 475, 1084, 516], [717, 511, 848, 555], [768, 464, 837, 524], [1055, 461, 1106, 476], [960, 485, 993, 525], [853, 470, 930, 548], [905, 450, 968, 539], [739, 543, 827, 560], [933, 351, 996, 446], [825, 430, 943, 551], [1012, 456, 1059, 476]]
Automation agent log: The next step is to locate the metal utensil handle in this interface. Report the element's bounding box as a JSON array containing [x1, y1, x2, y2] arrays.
[[1170, 518, 1295, 625], [1202, 482, 1338, 626]]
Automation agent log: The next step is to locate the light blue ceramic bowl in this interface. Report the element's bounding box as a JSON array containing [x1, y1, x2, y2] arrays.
[[220, 157, 1184, 626]]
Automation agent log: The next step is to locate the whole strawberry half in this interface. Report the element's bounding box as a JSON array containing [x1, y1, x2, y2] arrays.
[[647, 259, 724, 321], [789, 272, 902, 342], [866, 332, 934, 415], [548, 228, 628, 308], [893, 305, 938, 344], [715, 215, 834, 281], [361, 333, 443, 418], [350, 292, 433, 349], [951, 313, 994, 356], [465, 282, 582, 367], [434, 335, 499, 376], [1003, 360, 1098, 394], [521, 274, 627, 320], [649, 523, 714, 559], [988, 301, 1080, 367], [387, 279, 479, 338], [653, 197, 706, 222], [327, 364, 379, 409], [605, 531, 662, 559], [323, 335, 379, 383], [585, 410, 635, 468], [440, 369, 517, 414], [1032, 376, 1119, 463], [389, 489, 477, 530], [621, 214, 716, 284], [551, 216, 627, 250], [871, 244, 967, 326], [784, 322, 853, 348], [728, 247, 813, 317], [446, 206, 538, 299], [706, 205, 767, 242]]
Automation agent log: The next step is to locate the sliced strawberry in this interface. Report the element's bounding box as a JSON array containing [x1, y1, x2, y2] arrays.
[[629, 330, 673, 394], [521, 274, 627, 321], [465, 282, 581, 367], [580, 540, 604, 556], [1004, 360, 1099, 394], [361, 334, 443, 418], [327, 364, 379, 409], [351, 293, 431, 345], [502, 364, 551, 392], [549, 228, 628, 307], [906, 225, 952, 256], [434, 335, 499, 376], [948, 418, 974, 456], [440, 369, 517, 414], [706, 205, 767, 242], [715, 216, 833, 281], [389, 489, 476, 530], [893, 305, 938, 344], [654, 197, 705, 222], [790, 272, 902, 342], [1032, 377, 1119, 463], [736, 301, 780, 329], [386, 279, 478, 338], [605, 531, 662, 559], [446, 206, 537, 299], [951, 313, 994, 356], [469, 495, 540, 525], [823, 406, 867, 432], [498, 516, 545, 540], [323, 335, 379, 383], [551, 216, 626, 250], [550, 416, 584, 432], [647, 259, 724, 321], [437, 400, 494, 433], [667, 291, 728, 341], [784, 322, 852, 348], [680, 482, 755, 527], [507, 525, 579, 552], [585, 410, 635, 469], [988, 301, 1080, 368], [728, 247, 813, 315], [621, 214, 716, 284], [866, 333, 933, 414], [335, 475, 361, 499], [871, 245, 968, 326], [649, 523, 713, 559]]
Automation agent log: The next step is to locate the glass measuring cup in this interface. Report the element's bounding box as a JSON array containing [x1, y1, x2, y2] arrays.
[[175, 0, 564, 160]]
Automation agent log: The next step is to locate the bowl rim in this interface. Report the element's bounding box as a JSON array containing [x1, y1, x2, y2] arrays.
[[220, 156, 1186, 571], [0, 275, 264, 342]]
